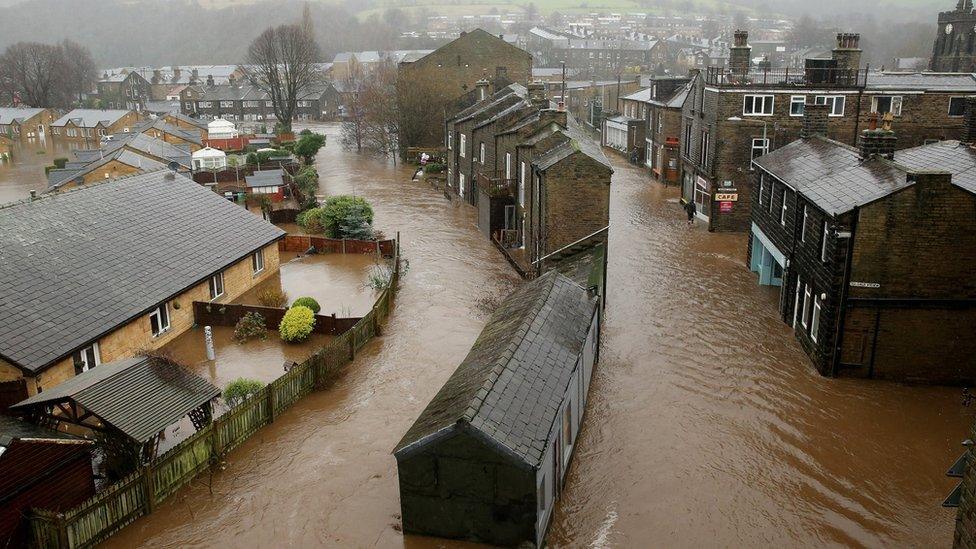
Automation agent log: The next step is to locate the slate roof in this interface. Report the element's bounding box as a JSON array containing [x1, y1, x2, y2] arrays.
[[0, 170, 285, 373], [394, 272, 597, 467], [12, 356, 220, 443], [621, 88, 652, 102], [449, 83, 528, 124], [533, 127, 612, 171], [865, 72, 976, 92], [754, 136, 976, 216], [163, 111, 209, 131], [52, 109, 132, 128], [136, 118, 203, 145], [245, 169, 284, 188], [46, 147, 170, 189], [0, 107, 46, 125], [0, 414, 81, 447]]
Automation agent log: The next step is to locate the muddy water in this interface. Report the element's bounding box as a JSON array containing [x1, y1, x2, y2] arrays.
[[104, 123, 971, 548], [0, 139, 69, 204]]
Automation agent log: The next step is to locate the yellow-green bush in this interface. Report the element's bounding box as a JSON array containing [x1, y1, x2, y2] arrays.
[[279, 305, 315, 342]]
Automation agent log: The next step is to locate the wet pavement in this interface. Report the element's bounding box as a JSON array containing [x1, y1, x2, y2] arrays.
[[104, 123, 972, 548]]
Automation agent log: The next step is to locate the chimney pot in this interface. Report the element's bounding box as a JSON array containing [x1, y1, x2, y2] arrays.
[[29, 189, 36, 200]]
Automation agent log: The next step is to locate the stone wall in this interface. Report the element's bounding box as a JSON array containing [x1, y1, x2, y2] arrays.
[[542, 152, 612, 254]]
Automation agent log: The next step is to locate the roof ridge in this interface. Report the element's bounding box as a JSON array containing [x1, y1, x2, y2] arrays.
[[4, 168, 176, 209], [461, 274, 559, 424]]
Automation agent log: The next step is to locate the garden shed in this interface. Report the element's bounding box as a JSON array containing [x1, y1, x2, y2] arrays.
[[393, 271, 601, 547], [11, 356, 220, 462], [191, 146, 227, 170]]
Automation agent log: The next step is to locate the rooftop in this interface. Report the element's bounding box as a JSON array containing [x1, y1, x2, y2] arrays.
[[52, 109, 132, 128], [865, 72, 976, 92], [0, 170, 285, 373], [0, 107, 47, 125], [394, 272, 598, 467]]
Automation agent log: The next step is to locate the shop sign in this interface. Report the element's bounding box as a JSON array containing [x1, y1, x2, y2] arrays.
[[719, 201, 733, 213], [715, 193, 738, 202], [850, 281, 881, 288]]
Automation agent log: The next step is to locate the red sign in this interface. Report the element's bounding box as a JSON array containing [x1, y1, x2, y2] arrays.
[[720, 201, 733, 213]]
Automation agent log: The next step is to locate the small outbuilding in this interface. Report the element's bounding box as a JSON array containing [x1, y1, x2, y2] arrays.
[[191, 146, 227, 170], [244, 168, 286, 198], [207, 118, 239, 140], [393, 271, 601, 547]]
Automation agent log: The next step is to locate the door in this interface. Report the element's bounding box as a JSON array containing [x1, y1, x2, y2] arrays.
[[694, 176, 711, 220]]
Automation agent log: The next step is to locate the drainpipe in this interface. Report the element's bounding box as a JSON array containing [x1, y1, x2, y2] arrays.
[[852, 64, 868, 144], [831, 208, 858, 377]]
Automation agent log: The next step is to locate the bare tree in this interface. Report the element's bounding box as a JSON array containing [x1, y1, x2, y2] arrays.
[[241, 4, 321, 132], [59, 39, 96, 105], [0, 42, 64, 107]]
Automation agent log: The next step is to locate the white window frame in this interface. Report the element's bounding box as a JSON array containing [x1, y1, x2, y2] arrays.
[[811, 296, 822, 342], [150, 302, 171, 337], [252, 249, 265, 274], [780, 191, 788, 226], [793, 278, 802, 329], [459, 133, 466, 158], [459, 173, 466, 198], [790, 95, 806, 117], [815, 95, 845, 117], [801, 205, 808, 243], [758, 174, 765, 207], [801, 284, 812, 329], [505, 152, 512, 180], [209, 272, 225, 300], [743, 94, 774, 116], [447, 131, 452, 150], [75, 342, 101, 373], [479, 142, 485, 164], [519, 162, 526, 207], [949, 96, 968, 117], [700, 131, 710, 168], [821, 222, 829, 262], [768, 181, 775, 213], [751, 138, 770, 161], [871, 95, 903, 117]]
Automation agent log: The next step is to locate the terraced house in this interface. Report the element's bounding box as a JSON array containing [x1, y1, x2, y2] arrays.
[[0, 107, 54, 142], [0, 170, 284, 395], [749, 108, 976, 384], [185, 83, 340, 122], [681, 30, 976, 232], [46, 132, 194, 190], [50, 109, 143, 148]]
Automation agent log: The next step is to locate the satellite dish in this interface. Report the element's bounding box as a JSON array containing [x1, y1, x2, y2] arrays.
[[167, 161, 180, 172]]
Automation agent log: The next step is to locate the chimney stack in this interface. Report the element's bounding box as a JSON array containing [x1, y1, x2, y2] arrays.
[[152, 69, 161, 84], [832, 33, 862, 72], [475, 78, 490, 101], [527, 81, 548, 110], [538, 108, 568, 129], [858, 128, 897, 160], [729, 30, 751, 76], [963, 96, 976, 144], [801, 103, 830, 138]]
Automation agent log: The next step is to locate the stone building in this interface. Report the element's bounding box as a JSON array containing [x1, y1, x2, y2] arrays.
[[46, 132, 194, 190], [0, 170, 284, 394], [644, 78, 692, 185], [682, 30, 976, 232], [96, 70, 153, 110], [397, 29, 533, 149], [931, 0, 976, 72], [526, 26, 669, 76], [183, 84, 339, 122], [0, 108, 55, 142], [445, 82, 612, 275], [394, 270, 600, 547], [748, 107, 976, 384], [50, 109, 143, 149]]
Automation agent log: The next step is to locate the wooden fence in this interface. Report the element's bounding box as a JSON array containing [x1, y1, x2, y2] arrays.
[[191, 302, 360, 335], [279, 235, 396, 256], [29, 242, 401, 549]]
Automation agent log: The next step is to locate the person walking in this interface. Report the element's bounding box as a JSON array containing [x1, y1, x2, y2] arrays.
[[685, 200, 697, 226]]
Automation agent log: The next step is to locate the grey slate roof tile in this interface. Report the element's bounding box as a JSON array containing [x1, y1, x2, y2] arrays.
[[0, 170, 285, 373], [394, 271, 597, 468]]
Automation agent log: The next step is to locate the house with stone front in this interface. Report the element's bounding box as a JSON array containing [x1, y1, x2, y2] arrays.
[[0, 170, 284, 395], [398, 28, 533, 149], [748, 107, 976, 384], [46, 132, 194, 190], [394, 270, 600, 547], [96, 70, 153, 110], [644, 77, 692, 185], [0, 107, 55, 142], [50, 109, 143, 149]]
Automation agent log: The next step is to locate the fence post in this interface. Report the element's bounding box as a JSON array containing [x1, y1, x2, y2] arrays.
[[267, 385, 276, 423], [57, 513, 69, 549], [143, 463, 156, 513], [342, 239, 346, 254]]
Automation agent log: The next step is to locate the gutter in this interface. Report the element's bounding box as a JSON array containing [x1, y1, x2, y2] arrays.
[[831, 208, 858, 377]]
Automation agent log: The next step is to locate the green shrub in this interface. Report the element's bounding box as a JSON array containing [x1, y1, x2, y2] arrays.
[[291, 296, 321, 314], [258, 287, 289, 308], [224, 377, 265, 407], [233, 312, 267, 343], [246, 152, 258, 165], [297, 206, 326, 234], [424, 162, 445, 174], [294, 132, 326, 163], [321, 195, 374, 239], [279, 305, 316, 342], [294, 166, 319, 197]]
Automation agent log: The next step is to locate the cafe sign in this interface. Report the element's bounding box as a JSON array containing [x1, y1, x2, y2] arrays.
[[715, 193, 738, 202]]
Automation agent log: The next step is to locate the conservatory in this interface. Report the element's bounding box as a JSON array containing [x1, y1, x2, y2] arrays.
[[192, 146, 228, 170], [207, 118, 240, 140]]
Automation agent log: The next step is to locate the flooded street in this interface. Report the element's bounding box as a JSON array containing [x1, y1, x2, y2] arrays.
[[104, 123, 971, 548], [0, 139, 67, 204]]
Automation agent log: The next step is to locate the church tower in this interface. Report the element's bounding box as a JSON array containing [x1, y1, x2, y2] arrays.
[[931, 0, 976, 72]]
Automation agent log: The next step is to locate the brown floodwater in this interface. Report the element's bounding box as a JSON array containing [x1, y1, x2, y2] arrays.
[[103, 123, 973, 548], [0, 139, 70, 204]]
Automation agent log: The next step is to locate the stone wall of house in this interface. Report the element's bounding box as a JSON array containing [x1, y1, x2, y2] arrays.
[[17, 241, 280, 394], [542, 152, 612, 254], [397, 429, 536, 546]]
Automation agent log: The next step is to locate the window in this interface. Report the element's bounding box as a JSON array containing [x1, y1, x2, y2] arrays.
[[150, 303, 171, 337], [743, 95, 774, 116], [801, 205, 808, 243], [459, 133, 466, 158], [801, 285, 812, 329], [949, 96, 968, 117], [700, 131, 710, 168], [252, 250, 265, 274], [790, 95, 806, 116], [793, 277, 802, 328], [758, 174, 765, 207], [871, 96, 903, 117], [768, 181, 775, 213], [459, 173, 465, 198], [811, 296, 822, 342], [447, 131, 452, 150], [780, 191, 788, 226], [821, 222, 829, 262], [683, 120, 693, 157], [563, 404, 573, 443], [751, 138, 769, 161], [209, 272, 225, 300], [538, 476, 547, 512], [519, 162, 526, 207], [815, 95, 845, 117], [73, 343, 100, 374], [505, 153, 512, 179], [479, 142, 485, 163]]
